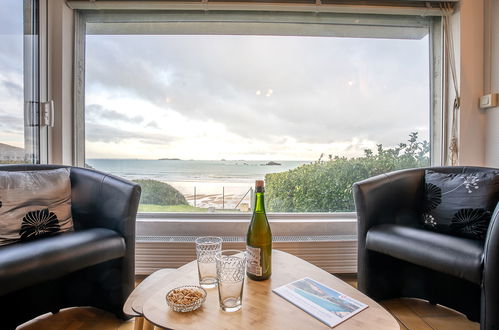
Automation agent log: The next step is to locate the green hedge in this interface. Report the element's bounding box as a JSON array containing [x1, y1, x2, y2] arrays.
[[134, 179, 188, 206], [265, 133, 429, 212]]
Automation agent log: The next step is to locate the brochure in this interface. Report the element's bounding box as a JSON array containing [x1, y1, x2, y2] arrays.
[[272, 277, 368, 328]]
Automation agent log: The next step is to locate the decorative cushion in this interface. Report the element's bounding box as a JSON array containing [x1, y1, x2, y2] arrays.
[[0, 168, 74, 246], [422, 169, 499, 240]]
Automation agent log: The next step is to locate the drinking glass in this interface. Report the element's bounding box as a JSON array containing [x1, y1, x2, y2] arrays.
[[215, 250, 246, 312], [195, 236, 223, 288]]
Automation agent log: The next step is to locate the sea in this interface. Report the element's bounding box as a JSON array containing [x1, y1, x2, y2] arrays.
[[86, 159, 310, 209]]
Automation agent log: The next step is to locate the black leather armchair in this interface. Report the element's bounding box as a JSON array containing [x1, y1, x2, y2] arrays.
[[0, 165, 141, 329], [353, 166, 499, 330]]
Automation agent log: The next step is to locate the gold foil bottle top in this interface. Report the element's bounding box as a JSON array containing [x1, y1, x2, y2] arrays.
[[255, 180, 264, 192]]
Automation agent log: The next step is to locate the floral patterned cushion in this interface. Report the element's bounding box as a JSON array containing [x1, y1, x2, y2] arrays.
[[0, 168, 74, 246], [423, 169, 499, 240]]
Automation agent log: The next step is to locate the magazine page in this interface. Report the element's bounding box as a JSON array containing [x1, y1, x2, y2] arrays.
[[272, 277, 368, 328]]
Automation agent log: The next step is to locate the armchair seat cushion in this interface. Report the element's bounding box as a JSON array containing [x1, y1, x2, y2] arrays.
[[366, 224, 484, 284], [0, 228, 125, 295]]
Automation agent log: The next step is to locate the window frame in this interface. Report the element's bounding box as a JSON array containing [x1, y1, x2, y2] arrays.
[[73, 8, 443, 235]]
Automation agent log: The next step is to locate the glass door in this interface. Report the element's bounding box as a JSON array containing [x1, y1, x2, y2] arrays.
[[0, 0, 40, 164]]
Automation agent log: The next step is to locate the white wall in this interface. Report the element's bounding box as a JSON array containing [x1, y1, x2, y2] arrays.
[[484, 0, 499, 167], [453, 0, 486, 166], [447, 0, 499, 167]]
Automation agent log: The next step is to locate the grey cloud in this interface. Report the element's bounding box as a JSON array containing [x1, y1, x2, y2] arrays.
[[86, 123, 132, 143], [86, 122, 173, 145], [0, 1, 23, 35], [1, 80, 22, 98], [86, 104, 144, 123], [0, 43, 23, 74], [138, 138, 165, 145], [0, 1, 24, 74], [0, 113, 23, 132], [146, 121, 160, 129]]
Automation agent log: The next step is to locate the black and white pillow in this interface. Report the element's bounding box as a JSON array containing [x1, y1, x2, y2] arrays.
[[422, 169, 499, 240], [0, 168, 74, 246]]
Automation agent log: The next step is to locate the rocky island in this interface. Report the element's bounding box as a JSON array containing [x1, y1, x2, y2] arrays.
[[263, 161, 281, 166]]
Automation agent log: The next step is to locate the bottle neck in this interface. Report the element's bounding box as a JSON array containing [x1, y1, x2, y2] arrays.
[[254, 192, 266, 213]]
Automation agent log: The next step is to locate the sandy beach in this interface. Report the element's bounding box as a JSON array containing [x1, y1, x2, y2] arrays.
[[169, 181, 254, 211]]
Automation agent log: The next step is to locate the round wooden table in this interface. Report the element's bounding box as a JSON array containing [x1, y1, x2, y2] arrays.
[[129, 250, 399, 329], [124, 267, 177, 330]]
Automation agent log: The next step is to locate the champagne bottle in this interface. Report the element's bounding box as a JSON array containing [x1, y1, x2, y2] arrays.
[[246, 180, 272, 281]]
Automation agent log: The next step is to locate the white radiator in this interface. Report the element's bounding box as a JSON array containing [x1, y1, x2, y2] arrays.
[[135, 235, 357, 275]]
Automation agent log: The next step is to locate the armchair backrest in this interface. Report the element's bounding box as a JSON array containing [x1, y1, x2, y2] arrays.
[[354, 166, 498, 231], [0, 164, 141, 236]]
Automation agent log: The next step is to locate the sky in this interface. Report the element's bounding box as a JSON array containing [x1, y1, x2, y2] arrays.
[[0, 1, 431, 161], [0, 0, 24, 148]]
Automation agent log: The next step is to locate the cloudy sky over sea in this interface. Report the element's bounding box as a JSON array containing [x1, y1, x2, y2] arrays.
[[1, 0, 430, 161]]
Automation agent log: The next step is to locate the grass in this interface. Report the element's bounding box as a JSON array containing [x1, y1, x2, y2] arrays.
[[138, 204, 207, 212]]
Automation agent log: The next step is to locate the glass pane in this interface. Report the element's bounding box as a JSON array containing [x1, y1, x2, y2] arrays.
[[85, 30, 430, 213], [0, 0, 39, 164]]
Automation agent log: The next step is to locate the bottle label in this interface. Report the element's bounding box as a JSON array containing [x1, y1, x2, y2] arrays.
[[246, 245, 262, 276]]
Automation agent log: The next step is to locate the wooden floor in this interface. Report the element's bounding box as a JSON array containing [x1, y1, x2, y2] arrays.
[[18, 275, 479, 330], [339, 275, 479, 330]]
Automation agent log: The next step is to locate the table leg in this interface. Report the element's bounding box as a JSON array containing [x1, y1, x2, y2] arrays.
[[143, 319, 156, 330], [134, 317, 144, 330]]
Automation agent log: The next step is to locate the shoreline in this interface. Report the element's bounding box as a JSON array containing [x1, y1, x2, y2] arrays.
[[168, 181, 253, 210]]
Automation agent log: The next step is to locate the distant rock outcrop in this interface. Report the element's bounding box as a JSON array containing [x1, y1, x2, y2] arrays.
[[264, 161, 281, 166], [0, 143, 25, 162]]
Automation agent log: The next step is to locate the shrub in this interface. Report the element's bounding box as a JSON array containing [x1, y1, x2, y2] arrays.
[[134, 179, 188, 206], [265, 133, 429, 212]]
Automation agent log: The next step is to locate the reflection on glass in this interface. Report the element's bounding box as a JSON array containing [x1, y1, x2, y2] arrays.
[[85, 31, 431, 213]]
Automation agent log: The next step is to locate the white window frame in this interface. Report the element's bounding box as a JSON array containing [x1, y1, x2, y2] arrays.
[[73, 7, 443, 238]]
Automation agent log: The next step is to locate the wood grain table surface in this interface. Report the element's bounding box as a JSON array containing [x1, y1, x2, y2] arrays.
[[135, 250, 399, 330]]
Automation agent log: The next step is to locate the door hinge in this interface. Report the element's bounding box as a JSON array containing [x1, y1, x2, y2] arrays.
[[40, 100, 54, 127]]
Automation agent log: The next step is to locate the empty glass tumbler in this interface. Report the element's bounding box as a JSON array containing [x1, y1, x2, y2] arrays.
[[195, 236, 223, 288], [215, 250, 247, 312]]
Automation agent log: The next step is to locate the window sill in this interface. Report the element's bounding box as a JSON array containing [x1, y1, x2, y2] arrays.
[[136, 212, 357, 237]]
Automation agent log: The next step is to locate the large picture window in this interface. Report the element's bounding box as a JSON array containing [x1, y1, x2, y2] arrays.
[[77, 11, 441, 214]]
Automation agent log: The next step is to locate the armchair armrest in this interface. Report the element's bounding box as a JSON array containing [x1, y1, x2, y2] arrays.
[[70, 167, 141, 239], [70, 166, 141, 301], [354, 167, 426, 295], [482, 203, 499, 326]]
